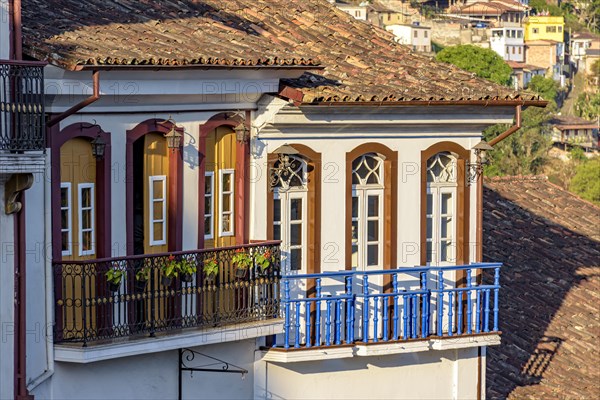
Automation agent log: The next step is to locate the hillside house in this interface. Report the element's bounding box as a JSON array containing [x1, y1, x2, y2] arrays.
[[386, 23, 433, 52], [0, 0, 546, 399]]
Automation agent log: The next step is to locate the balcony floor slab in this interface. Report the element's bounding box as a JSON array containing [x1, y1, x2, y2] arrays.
[[55, 318, 284, 364], [0, 153, 46, 174]]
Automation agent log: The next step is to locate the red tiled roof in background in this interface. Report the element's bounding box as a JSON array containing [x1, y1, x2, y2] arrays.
[[484, 176, 600, 399], [20, 0, 540, 104]]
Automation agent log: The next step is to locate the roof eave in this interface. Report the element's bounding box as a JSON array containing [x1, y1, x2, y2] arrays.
[[73, 64, 326, 71], [298, 99, 549, 107]]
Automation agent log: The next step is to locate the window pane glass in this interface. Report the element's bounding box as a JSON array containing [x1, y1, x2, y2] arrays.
[[441, 217, 451, 238], [351, 245, 359, 268], [426, 194, 433, 215], [441, 193, 452, 214], [222, 194, 231, 212], [367, 195, 379, 217], [204, 197, 211, 214], [352, 173, 360, 185], [352, 196, 358, 218], [152, 180, 163, 199], [290, 224, 301, 246], [290, 249, 301, 271], [366, 172, 379, 184], [273, 225, 281, 240], [82, 210, 92, 230], [440, 241, 450, 262], [204, 176, 212, 194], [153, 222, 163, 241], [222, 215, 231, 232], [367, 245, 378, 266], [82, 231, 92, 251], [61, 232, 69, 251], [426, 242, 433, 263], [204, 218, 211, 235], [61, 188, 69, 207], [290, 198, 302, 220], [61, 210, 69, 229], [273, 199, 281, 222], [153, 202, 163, 220], [351, 221, 359, 241], [223, 173, 232, 190], [367, 220, 378, 241], [81, 188, 91, 207], [426, 217, 432, 239]]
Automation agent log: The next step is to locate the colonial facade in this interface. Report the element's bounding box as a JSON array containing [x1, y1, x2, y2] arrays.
[[1, 1, 545, 399]]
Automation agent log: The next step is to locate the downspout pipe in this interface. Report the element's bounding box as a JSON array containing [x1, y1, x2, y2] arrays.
[[47, 70, 100, 128], [10, 0, 22, 60]]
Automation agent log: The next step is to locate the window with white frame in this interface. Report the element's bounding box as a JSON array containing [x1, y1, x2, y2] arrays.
[[149, 175, 167, 246], [426, 152, 457, 265], [351, 154, 384, 269], [219, 169, 235, 236], [60, 183, 72, 256], [272, 155, 308, 273], [204, 172, 214, 239], [78, 183, 95, 256]]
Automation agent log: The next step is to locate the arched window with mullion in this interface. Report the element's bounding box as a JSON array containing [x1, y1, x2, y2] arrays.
[[351, 154, 384, 269]]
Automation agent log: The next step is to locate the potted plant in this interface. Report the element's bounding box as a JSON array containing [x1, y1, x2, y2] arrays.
[[106, 266, 124, 292], [203, 257, 218, 282], [135, 261, 151, 283], [162, 255, 179, 286], [254, 248, 274, 276], [232, 248, 252, 278], [179, 257, 197, 282]]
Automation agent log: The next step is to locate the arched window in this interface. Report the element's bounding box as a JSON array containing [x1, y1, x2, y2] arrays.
[[272, 155, 308, 273], [426, 152, 458, 265], [351, 154, 384, 269]]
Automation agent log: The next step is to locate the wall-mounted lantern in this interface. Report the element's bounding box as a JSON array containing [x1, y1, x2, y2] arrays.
[[90, 134, 106, 160], [234, 123, 250, 144], [467, 140, 493, 185], [159, 117, 183, 151]]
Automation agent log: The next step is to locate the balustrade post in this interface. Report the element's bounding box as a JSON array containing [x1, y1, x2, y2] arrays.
[[466, 269, 473, 334], [420, 272, 427, 338], [392, 274, 399, 340], [493, 267, 500, 332], [315, 278, 322, 346], [82, 265, 88, 347], [362, 275, 369, 342], [345, 275, 353, 344], [283, 279, 290, 349], [437, 270, 444, 337]]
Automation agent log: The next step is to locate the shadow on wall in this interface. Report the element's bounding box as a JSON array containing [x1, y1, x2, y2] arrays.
[[483, 183, 600, 399]]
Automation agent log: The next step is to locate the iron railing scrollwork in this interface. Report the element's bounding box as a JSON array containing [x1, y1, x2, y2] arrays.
[[53, 241, 281, 345], [0, 60, 45, 152]]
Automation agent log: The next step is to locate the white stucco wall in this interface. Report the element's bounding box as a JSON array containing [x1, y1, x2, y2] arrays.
[[0, 0, 9, 59], [257, 347, 480, 400]]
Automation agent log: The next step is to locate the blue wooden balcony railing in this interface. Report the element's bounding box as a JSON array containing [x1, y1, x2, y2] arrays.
[[277, 263, 501, 349]]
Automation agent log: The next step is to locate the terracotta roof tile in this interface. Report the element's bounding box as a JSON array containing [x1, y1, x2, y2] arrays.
[[484, 176, 600, 399], [21, 0, 537, 104]]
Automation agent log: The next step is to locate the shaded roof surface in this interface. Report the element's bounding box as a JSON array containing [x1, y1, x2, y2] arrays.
[[20, 0, 535, 104], [484, 176, 600, 399], [549, 116, 598, 130]]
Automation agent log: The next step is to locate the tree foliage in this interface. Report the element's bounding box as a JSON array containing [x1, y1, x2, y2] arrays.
[[527, 75, 559, 103], [575, 92, 600, 121], [570, 157, 600, 205], [435, 45, 512, 86]]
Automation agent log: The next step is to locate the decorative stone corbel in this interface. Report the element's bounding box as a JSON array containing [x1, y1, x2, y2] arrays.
[[4, 174, 34, 215]]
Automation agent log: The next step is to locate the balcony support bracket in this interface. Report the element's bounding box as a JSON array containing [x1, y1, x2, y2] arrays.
[[178, 348, 248, 400], [4, 173, 33, 214]]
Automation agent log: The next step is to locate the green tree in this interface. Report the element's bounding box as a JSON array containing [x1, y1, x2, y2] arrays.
[[435, 45, 512, 86], [575, 92, 600, 121], [570, 157, 600, 205], [527, 75, 559, 103]]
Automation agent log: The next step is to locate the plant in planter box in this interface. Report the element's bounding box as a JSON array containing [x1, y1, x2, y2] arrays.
[[231, 248, 252, 278], [203, 257, 218, 281], [179, 257, 197, 282], [105, 265, 124, 292], [254, 249, 274, 275], [135, 261, 151, 283], [161, 255, 179, 286]]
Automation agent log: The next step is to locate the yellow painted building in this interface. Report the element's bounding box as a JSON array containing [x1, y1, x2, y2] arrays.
[[524, 16, 565, 42]]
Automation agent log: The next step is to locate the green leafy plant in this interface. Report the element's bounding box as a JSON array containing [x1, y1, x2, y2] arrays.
[[106, 266, 124, 288], [232, 248, 252, 270], [254, 249, 274, 272], [135, 262, 151, 281], [163, 255, 180, 279], [203, 257, 219, 277], [179, 257, 197, 276]]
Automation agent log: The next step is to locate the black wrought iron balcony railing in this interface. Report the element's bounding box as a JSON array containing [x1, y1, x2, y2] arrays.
[[0, 60, 45, 152], [53, 241, 281, 345]]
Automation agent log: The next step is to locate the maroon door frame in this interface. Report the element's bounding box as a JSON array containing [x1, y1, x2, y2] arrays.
[[49, 121, 113, 339], [125, 119, 184, 255], [197, 111, 250, 249]]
